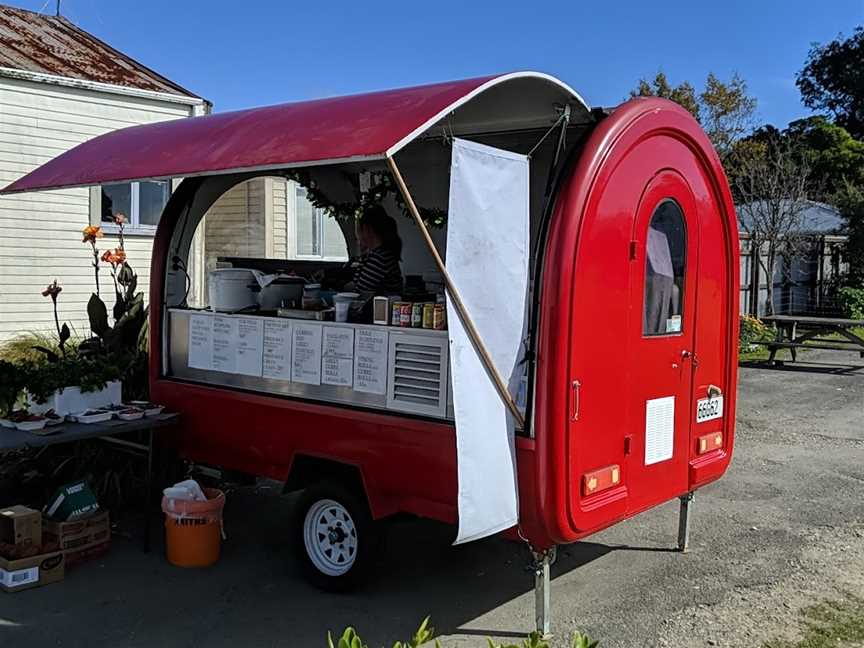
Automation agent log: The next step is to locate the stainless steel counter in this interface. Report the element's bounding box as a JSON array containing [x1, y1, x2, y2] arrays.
[[167, 309, 453, 419]]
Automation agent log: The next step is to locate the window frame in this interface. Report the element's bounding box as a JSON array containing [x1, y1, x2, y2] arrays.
[[291, 185, 349, 262], [642, 198, 688, 338], [90, 180, 172, 236]]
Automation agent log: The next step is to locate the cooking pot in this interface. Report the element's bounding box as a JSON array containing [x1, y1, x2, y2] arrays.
[[208, 268, 260, 313], [256, 275, 306, 310]]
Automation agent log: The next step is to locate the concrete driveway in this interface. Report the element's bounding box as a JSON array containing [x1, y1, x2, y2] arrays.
[[3, 350, 863, 647]]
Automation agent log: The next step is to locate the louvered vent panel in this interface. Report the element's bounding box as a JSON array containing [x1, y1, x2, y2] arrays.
[[386, 334, 449, 417]]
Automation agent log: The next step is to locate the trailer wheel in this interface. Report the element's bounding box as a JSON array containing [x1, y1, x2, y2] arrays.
[[294, 482, 379, 591]]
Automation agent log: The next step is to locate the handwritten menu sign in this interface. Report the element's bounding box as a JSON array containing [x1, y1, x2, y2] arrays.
[[322, 326, 354, 387], [291, 322, 323, 385], [262, 319, 292, 380], [212, 316, 238, 373], [353, 327, 388, 395], [188, 314, 213, 370], [236, 317, 264, 376]]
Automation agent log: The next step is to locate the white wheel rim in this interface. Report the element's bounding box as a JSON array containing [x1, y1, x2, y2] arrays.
[[303, 498, 358, 577]]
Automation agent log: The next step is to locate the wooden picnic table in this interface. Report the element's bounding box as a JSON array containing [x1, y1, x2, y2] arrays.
[[0, 413, 178, 551], [759, 315, 864, 364]]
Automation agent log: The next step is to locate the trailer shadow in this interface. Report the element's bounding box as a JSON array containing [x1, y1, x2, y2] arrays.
[[0, 486, 613, 646], [739, 359, 864, 375]]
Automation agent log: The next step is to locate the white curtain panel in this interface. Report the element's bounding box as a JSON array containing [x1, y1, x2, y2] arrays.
[[446, 138, 530, 544]]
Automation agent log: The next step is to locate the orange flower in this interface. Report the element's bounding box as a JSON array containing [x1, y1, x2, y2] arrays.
[[102, 247, 127, 266], [82, 225, 104, 243], [41, 280, 62, 299]]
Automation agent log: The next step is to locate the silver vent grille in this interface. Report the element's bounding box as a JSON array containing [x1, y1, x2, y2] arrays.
[[386, 333, 449, 417]]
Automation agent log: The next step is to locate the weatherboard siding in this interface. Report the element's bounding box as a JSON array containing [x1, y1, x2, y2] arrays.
[[0, 76, 194, 341]]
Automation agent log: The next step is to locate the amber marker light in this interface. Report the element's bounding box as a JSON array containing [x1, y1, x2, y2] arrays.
[[697, 432, 723, 455], [582, 464, 621, 496]]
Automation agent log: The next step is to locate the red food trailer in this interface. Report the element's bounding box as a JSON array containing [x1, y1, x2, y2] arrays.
[[3, 72, 738, 634]]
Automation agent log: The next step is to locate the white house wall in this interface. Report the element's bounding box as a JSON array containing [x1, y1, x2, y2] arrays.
[[0, 76, 196, 342]]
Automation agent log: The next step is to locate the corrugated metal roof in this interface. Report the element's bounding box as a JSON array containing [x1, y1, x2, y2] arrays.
[[0, 3, 200, 98]]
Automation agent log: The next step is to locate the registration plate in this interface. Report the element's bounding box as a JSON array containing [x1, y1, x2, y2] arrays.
[[695, 395, 723, 423]]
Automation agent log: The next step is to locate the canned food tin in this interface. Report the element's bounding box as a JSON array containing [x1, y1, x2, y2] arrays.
[[399, 303, 412, 327], [411, 303, 423, 328], [433, 303, 446, 330], [391, 302, 403, 326], [422, 303, 434, 328]]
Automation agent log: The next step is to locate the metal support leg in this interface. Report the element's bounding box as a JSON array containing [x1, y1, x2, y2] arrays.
[[532, 547, 555, 638], [677, 492, 694, 552], [144, 428, 154, 553]]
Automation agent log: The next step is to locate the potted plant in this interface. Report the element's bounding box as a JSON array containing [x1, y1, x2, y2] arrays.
[[26, 217, 148, 415], [0, 360, 26, 427]]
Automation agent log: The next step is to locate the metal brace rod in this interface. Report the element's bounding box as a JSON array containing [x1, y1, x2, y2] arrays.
[[386, 155, 526, 428], [677, 491, 694, 552]]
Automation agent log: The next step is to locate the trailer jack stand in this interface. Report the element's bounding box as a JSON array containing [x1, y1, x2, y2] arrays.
[[531, 547, 556, 638], [677, 491, 694, 552]]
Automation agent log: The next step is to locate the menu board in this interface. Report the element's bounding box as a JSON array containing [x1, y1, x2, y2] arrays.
[[322, 326, 354, 387], [188, 314, 213, 370], [236, 317, 264, 376], [291, 322, 323, 385], [353, 327, 388, 395], [211, 316, 238, 373], [185, 314, 394, 399], [262, 319, 292, 380]]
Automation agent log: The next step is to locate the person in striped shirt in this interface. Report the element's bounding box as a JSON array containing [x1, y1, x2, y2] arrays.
[[353, 205, 404, 295]]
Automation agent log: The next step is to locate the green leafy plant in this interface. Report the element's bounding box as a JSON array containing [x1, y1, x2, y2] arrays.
[[488, 630, 598, 648], [836, 286, 864, 319], [326, 619, 599, 648], [0, 360, 27, 417], [328, 617, 441, 648], [739, 314, 769, 349]]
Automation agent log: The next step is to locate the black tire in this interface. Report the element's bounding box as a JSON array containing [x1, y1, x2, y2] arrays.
[[293, 481, 380, 592]]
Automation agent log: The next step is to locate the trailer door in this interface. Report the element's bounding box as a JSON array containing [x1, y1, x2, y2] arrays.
[[624, 170, 699, 514]]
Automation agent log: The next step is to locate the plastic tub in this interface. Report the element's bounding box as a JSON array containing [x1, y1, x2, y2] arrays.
[[334, 292, 359, 322], [161, 487, 225, 568]]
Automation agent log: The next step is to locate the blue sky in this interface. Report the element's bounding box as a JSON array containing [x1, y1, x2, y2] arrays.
[[9, 0, 864, 129]]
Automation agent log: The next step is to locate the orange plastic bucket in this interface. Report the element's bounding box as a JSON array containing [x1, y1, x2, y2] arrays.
[[161, 487, 225, 568]]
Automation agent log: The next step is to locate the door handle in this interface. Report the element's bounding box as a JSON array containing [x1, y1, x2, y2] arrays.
[[681, 350, 692, 360], [570, 380, 581, 421]]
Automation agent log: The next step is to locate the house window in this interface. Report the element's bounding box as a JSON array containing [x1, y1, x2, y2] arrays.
[[293, 186, 348, 260], [100, 180, 171, 232]]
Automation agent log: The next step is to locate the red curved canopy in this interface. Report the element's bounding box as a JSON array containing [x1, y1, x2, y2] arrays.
[[2, 71, 587, 194]]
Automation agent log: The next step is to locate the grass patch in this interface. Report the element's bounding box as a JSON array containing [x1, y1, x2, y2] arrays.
[[763, 596, 864, 648], [739, 346, 773, 362]]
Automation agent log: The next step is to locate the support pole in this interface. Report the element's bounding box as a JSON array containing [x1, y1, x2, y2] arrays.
[[532, 548, 554, 638], [386, 155, 526, 429], [677, 491, 694, 552]]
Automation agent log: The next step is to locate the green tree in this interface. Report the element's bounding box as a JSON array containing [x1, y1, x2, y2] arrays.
[[630, 71, 757, 160], [796, 26, 864, 140], [784, 116, 864, 194], [630, 72, 700, 119]]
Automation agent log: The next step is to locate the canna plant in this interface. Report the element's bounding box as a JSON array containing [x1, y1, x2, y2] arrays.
[[327, 618, 599, 648]]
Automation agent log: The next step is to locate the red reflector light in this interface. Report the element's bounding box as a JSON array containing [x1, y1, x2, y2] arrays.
[[582, 464, 621, 496], [697, 432, 723, 454]]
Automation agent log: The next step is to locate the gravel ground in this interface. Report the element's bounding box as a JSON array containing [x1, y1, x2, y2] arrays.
[[2, 350, 862, 647]]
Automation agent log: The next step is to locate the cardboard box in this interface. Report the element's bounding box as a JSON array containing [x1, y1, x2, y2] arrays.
[[0, 506, 42, 546], [44, 480, 99, 522], [0, 550, 64, 593], [43, 511, 110, 566]]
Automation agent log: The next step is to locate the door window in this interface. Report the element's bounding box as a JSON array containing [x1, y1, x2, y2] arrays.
[[643, 200, 687, 335]]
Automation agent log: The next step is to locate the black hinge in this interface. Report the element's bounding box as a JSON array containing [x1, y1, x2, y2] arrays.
[[629, 240, 638, 260]]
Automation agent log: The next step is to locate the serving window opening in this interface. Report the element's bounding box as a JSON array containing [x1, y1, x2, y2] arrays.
[[643, 199, 687, 336]]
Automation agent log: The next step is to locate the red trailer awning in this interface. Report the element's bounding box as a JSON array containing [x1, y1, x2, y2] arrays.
[[2, 71, 588, 194]]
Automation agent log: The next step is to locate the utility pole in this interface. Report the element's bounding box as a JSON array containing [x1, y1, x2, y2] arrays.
[[55, 0, 61, 17]]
